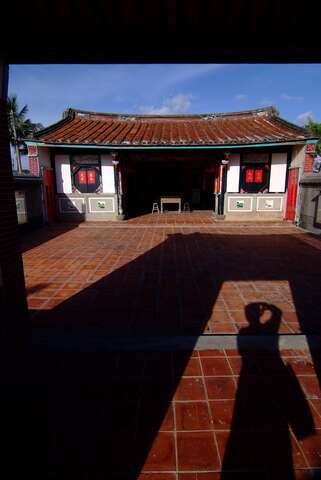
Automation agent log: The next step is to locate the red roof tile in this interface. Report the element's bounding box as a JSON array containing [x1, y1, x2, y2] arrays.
[[33, 107, 314, 147]]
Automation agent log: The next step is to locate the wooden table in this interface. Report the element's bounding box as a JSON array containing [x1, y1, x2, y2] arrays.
[[160, 196, 181, 213]]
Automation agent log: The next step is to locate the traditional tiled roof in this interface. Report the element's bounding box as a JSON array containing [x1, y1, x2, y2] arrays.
[[33, 107, 314, 147]]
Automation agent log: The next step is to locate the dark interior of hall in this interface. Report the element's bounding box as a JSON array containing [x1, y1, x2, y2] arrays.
[[124, 154, 217, 216]]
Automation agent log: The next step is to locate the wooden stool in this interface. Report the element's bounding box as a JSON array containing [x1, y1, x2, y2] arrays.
[[183, 202, 190, 212], [152, 202, 160, 214]]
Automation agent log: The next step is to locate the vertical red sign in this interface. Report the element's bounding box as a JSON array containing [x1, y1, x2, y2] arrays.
[[78, 170, 87, 184], [255, 169, 263, 183], [29, 157, 40, 176], [246, 169, 254, 183], [27, 145, 38, 156], [305, 143, 316, 154], [87, 169, 96, 184]]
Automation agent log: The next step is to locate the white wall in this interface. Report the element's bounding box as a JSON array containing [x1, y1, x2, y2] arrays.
[[290, 145, 305, 169], [269, 153, 287, 193], [101, 154, 116, 193], [55, 154, 72, 194], [38, 146, 51, 169], [226, 154, 240, 192]]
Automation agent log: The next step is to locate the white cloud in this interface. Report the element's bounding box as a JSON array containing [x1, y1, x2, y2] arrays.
[[280, 93, 304, 101], [260, 98, 274, 106], [297, 111, 314, 124], [234, 94, 248, 101], [138, 94, 193, 114], [9, 64, 226, 126], [158, 64, 225, 89]]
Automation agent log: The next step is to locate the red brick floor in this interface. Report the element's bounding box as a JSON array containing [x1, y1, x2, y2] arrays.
[[12, 348, 321, 478], [125, 211, 218, 225], [79, 211, 285, 226], [22, 222, 321, 334], [16, 222, 321, 478]]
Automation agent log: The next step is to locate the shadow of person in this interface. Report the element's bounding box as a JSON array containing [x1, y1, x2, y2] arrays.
[[17, 232, 321, 479], [221, 302, 315, 479]]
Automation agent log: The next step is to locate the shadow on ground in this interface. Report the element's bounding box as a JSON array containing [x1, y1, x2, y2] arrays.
[[19, 222, 82, 253], [7, 230, 321, 478]]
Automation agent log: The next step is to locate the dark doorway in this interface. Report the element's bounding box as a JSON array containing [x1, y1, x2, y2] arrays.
[[124, 157, 217, 217], [126, 161, 185, 216]]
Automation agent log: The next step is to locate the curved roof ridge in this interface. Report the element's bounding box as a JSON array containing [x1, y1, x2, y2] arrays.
[[64, 106, 277, 121]]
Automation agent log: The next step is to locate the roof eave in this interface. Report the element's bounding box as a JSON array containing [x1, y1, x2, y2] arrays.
[[24, 138, 314, 149], [31, 110, 75, 138]]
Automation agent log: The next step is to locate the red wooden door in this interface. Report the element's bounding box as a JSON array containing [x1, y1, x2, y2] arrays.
[[44, 169, 56, 222], [285, 168, 299, 221]]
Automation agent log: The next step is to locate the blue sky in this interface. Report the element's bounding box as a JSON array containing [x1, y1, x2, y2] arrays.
[[9, 64, 321, 127]]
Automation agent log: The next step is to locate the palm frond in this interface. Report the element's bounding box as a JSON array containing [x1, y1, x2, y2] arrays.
[[19, 104, 29, 118]]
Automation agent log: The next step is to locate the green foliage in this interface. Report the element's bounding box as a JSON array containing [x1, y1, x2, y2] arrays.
[[305, 118, 321, 154], [6, 94, 44, 145]]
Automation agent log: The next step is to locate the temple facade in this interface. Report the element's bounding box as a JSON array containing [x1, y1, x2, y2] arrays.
[[26, 107, 318, 222]]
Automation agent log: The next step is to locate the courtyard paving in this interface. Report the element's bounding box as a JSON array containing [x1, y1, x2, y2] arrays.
[[23, 220, 321, 335], [18, 219, 321, 478]]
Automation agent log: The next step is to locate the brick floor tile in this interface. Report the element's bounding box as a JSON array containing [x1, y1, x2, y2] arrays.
[[278, 324, 294, 333], [175, 378, 207, 401], [208, 311, 231, 322], [205, 377, 237, 400], [138, 474, 176, 480], [201, 358, 233, 376], [209, 399, 239, 430], [178, 474, 221, 479], [175, 402, 213, 431], [199, 350, 226, 358], [177, 432, 220, 471], [27, 298, 47, 308], [298, 377, 321, 399], [282, 311, 301, 323], [296, 430, 321, 468], [224, 349, 241, 357], [38, 298, 61, 309], [285, 358, 316, 375], [28, 288, 57, 299], [210, 323, 238, 333]]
